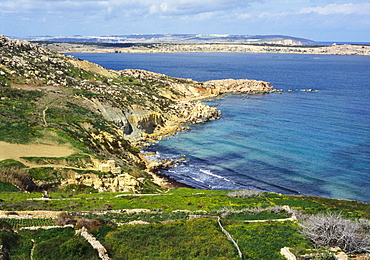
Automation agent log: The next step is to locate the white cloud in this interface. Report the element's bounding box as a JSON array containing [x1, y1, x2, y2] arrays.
[[0, 0, 257, 16], [237, 13, 252, 19], [1, 0, 369, 41], [299, 3, 370, 15], [0, 0, 108, 13]]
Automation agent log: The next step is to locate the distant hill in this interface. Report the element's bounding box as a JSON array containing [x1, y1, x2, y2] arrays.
[[11, 34, 317, 45]]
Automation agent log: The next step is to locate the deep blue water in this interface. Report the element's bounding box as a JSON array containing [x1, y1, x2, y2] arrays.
[[69, 53, 370, 203]]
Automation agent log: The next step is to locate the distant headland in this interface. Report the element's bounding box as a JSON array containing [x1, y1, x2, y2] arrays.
[[10, 34, 370, 55]]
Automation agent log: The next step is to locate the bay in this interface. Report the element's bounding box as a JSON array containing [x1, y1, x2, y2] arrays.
[[69, 53, 370, 203]]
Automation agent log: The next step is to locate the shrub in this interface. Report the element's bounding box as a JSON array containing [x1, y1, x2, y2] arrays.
[[56, 213, 76, 226], [217, 206, 289, 219], [59, 236, 99, 260], [227, 189, 264, 198], [75, 218, 104, 231], [300, 212, 370, 253], [0, 181, 19, 192], [0, 220, 19, 250], [30, 229, 100, 260], [0, 159, 26, 169]]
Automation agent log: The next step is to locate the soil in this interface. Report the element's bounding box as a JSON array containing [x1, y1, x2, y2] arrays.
[[0, 141, 76, 165]]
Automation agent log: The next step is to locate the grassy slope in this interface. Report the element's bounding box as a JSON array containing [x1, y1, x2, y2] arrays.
[[1, 188, 368, 259], [0, 36, 180, 192]]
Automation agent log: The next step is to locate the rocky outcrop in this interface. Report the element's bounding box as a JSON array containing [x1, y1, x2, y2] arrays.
[[61, 171, 139, 193], [201, 78, 273, 95], [87, 98, 163, 140], [114, 69, 272, 141], [169, 100, 221, 124]]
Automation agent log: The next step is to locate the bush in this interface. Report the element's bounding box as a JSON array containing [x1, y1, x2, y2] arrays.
[[0, 181, 19, 192], [75, 218, 104, 231], [31, 232, 100, 260], [0, 220, 19, 250], [56, 213, 76, 226], [301, 212, 370, 253], [0, 159, 26, 169], [227, 190, 264, 198]]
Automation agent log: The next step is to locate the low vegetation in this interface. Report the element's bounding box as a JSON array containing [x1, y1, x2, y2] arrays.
[[301, 212, 370, 253], [0, 188, 369, 259], [225, 221, 310, 260], [11, 228, 100, 260], [105, 218, 240, 260]]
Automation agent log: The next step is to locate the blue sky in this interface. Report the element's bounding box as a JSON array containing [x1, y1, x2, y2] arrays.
[[1, 0, 369, 42]]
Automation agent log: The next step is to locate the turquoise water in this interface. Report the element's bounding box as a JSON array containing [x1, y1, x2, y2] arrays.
[[70, 53, 370, 202]]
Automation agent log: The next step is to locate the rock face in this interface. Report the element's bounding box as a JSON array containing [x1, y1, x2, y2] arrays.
[[79, 69, 273, 142], [114, 69, 273, 141], [61, 171, 139, 193], [201, 79, 272, 95]]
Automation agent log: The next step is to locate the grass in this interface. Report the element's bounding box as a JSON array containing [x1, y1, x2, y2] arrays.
[[0, 181, 19, 192], [78, 211, 191, 224], [105, 218, 240, 260], [221, 211, 289, 221], [0, 218, 56, 229], [0, 188, 368, 259], [224, 221, 311, 260], [0, 87, 44, 144], [0, 188, 368, 218], [21, 153, 93, 168], [0, 159, 27, 169], [11, 227, 100, 260]]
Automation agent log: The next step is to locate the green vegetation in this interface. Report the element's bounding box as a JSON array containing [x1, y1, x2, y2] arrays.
[[0, 159, 26, 169], [0, 87, 44, 144], [0, 220, 20, 250], [10, 228, 100, 260], [0, 181, 19, 192], [0, 188, 369, 259], [0, 188, 369, 217], [105, 218, 240, 260], [21, 153, 93, 169], [79, 211, 191, 224], [225, 221, 310, 260], [0, 218, 56, 229]]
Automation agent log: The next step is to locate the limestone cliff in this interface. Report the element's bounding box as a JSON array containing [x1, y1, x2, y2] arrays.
[[109, 69, 274, 142], [61, 171, 139, 193]]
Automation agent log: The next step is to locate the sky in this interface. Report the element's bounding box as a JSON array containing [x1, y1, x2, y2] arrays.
[[0, 0, 369, 42]]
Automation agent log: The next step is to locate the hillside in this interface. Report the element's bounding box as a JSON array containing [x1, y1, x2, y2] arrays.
[[0, 35, 273, 193]]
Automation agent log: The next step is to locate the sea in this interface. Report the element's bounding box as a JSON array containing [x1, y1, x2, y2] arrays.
[[68, 52, 370, 203]]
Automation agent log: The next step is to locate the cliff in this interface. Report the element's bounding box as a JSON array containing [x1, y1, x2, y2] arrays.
[[0, 35, 274, 193]]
